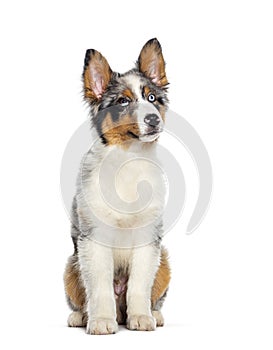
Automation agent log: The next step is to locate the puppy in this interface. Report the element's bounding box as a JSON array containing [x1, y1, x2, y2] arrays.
[[64, 38, 171, 335]]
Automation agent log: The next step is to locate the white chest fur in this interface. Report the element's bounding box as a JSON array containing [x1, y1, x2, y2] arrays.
[[83, 143, 166, 231]]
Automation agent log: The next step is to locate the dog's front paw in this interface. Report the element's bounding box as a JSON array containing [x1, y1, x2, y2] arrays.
[[87, 318, 118, 335], [127, 315, 156, 331]]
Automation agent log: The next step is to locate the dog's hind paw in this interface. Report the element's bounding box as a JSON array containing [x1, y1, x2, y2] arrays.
[[67, 311, 87, 327], [152, 310, 164, 327]]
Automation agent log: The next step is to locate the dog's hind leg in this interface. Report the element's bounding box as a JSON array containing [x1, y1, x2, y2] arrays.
[[151, 247, 171, 327], [64, 254, 87, 327]]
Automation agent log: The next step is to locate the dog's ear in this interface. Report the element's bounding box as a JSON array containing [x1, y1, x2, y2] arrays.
[[83, 49, 112, 100], [137, 38, 168, 87]]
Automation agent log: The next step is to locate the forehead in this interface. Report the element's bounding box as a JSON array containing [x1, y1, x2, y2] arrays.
[[119, 74, 144, 99]]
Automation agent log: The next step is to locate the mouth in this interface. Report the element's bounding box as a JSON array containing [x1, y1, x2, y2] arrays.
[[126, 128, 163, 141], [127, 131, 139, 139], [144, 127, 163, 137], [146, 130, 159, 136]]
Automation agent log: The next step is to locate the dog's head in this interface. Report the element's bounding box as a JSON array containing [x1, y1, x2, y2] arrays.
[[83, 38, 169, 146]]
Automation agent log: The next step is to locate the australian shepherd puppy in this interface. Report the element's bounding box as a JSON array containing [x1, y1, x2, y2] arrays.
[[64, 38, 171, 335]]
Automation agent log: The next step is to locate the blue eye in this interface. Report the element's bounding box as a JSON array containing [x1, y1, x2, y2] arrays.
[[148, 93, 156, 102], [118, 97, 130, 107]]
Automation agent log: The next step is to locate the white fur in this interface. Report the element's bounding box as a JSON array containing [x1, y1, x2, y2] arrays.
[[78, 239, 118, 334], [67, 311, 86, 327], [78, 239, 160, 333], [136, 102, 163, 141], [122, 74, 143, 100], [81, 142, 166, 247], [152, 310, 164, 326], [126, 245, 160, 318], [122, 74, 164, 140]]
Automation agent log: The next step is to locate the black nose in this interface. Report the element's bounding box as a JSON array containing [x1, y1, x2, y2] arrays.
[[144, 114, 160, 127]]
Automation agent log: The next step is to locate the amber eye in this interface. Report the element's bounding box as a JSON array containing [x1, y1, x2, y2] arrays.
[[118, 97, 130, 107], [148, 93, 156, 102]]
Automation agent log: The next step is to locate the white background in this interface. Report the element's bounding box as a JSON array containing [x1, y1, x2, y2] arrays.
[[0, 0, 273, 349]]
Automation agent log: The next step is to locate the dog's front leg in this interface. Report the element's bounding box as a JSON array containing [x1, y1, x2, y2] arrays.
[[127, 244, 160, 331], [78, 239, 118, 335]]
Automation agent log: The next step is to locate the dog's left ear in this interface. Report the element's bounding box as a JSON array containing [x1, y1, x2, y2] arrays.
[[137, 38, 168, 87]]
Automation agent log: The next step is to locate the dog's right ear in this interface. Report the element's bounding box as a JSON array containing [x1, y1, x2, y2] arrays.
[[83, 49, 112, 101]]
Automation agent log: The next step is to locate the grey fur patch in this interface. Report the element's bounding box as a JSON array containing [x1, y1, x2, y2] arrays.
[[152, 288, 169, 311]]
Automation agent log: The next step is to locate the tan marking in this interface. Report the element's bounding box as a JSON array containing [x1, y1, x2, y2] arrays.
[[151, 247, 171, 307], [64, 256, 86, 311], [102, 112, 140, 148], [83, 50, 112, 100], [143, 86, 151, 98], [138, 40, 168, 87], [122, 88, 135, 100]]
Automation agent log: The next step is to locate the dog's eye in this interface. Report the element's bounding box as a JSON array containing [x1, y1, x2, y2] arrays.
[[118, 97, 130, 107], [147, 93, 156, 103]]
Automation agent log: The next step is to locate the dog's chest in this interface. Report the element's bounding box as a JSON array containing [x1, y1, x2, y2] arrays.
[[85, 145, 166, 228]]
